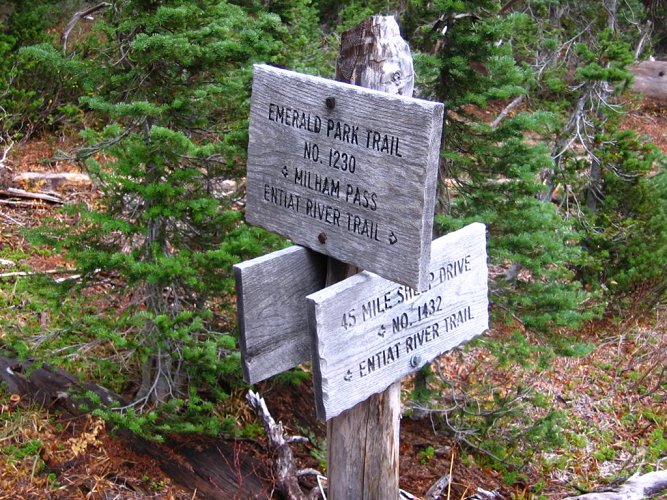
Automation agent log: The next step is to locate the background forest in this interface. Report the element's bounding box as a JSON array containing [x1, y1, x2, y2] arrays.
[[0, 0, 665, 498]]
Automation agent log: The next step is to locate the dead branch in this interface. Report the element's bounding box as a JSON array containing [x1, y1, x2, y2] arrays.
[[0, 187, 64, 204], [0, 213, 24, 225], [0, 199, 55, 208], [0, 356, 128, 413], [246, 390, 322, 500], [490, 95, 525, 128], [61, 2, 111, 53], [0, 137, 13, 170], [424, 474, 450, 500], [564, 470, 667, 499], [0, 269, 77, 279]]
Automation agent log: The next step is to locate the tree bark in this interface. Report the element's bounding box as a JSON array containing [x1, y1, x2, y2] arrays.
[[325, 15, 414, 500]]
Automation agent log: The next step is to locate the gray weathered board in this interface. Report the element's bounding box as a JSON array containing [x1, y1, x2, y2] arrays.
[[234, 246, 326, 384], [307, 223, 488, 421], [246, 64, 444, 290]]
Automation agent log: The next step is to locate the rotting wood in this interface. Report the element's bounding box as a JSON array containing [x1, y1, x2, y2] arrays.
[[0, 356, 272, 498], [0, 356, 128, 414], [324, 15, 417, 500], [630, 60, 667, 100]]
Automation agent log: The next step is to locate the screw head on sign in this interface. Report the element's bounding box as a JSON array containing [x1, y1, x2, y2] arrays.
[[410, 354, 422, 368], [318, 232, 327, 244], [325, 97, 336, 109]]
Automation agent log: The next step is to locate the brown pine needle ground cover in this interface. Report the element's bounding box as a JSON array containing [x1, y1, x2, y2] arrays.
[[0, 102, 666, 498], [424, 315, 667, 497]]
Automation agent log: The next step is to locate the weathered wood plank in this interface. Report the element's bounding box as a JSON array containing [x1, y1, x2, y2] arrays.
[[234, 246, 326, 384], [630, 60, 667, 100], [246, 63, 444, 290], [308, 223, 488, 421]]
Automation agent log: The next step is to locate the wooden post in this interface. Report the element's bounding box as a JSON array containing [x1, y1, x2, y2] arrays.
[[326, 16, 414, 500]]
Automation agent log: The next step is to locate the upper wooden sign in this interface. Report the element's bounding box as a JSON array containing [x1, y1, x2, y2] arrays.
[[246, 64, 444, 290], [307, 223, 488, 421]]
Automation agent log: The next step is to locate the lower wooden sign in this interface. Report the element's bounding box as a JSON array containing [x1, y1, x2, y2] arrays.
[[307, 223, 488, 420], [234, 246, 326, 384]]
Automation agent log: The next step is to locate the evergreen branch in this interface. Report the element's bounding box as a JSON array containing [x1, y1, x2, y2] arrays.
[[55, 124, 137, 162]]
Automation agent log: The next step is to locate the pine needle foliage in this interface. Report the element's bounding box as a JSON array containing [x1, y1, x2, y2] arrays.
[[26, 0, 327, 438]]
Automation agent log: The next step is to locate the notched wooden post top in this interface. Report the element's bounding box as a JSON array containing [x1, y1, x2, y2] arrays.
[[337, 15, 414, 97]]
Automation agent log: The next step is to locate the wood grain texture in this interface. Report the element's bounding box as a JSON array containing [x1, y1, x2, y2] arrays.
[[325, 380, 400, 500], [234, 246, 326, 384], [323, 16, 419, 500], [336, 15, 414, 96], [308, 223, 488, 421], [246, 63, 443, 290], [631, 60, 667, 100]]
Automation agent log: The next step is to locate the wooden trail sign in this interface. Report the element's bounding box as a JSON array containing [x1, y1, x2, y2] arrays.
[[234, 246, 326, 384], [307, 223, 488, 421], [246, 64, 444, 290]]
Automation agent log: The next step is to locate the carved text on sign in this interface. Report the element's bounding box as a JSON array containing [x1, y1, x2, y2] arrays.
[[307, 223, 489, 420], [246, 64, 444, 289]]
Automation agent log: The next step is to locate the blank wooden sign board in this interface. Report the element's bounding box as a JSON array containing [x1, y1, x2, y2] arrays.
[[307, 223, 488, 421], [246, 64, 444, 290], [234, 246, 326, 384]]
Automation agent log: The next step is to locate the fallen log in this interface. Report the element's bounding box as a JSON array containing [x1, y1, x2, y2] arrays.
[[0, 356, 272, 498], [565, 470, 667, 499], [12, 171, 92, 191], [630, 60, 667, 100], [0, 199, 55, 208], [0, 356, 127, 413]]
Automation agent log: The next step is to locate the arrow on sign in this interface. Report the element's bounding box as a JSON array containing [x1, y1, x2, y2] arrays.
[[378, 325, 386, 337], [388, 232, 398, 245], [281, 165, 289, 178]]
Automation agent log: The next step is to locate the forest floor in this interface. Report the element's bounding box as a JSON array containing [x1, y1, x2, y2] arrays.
[[0, 98, 665, 499]]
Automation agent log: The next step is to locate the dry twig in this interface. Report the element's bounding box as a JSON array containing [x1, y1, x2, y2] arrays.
[[245, 390, 322, 500], [61, 2, 111, 53], [0, 188, 64, 204]]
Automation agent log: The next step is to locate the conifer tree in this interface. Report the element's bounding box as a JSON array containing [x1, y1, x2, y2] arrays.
[[31, 0, 328, 434]]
